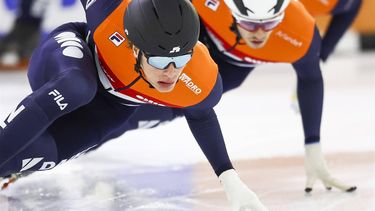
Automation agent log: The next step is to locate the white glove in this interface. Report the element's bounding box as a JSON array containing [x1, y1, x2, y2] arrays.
[[304, 143, 357, 193], [219, 169, 268, 211]]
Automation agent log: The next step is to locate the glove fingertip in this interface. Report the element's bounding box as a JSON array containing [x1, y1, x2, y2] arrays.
[[305, 187, 312, 193], [346, 186, 357, 192]]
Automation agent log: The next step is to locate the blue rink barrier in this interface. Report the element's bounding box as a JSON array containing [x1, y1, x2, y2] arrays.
[[4, 0, 17, 10], [3, 0, 76, 9]]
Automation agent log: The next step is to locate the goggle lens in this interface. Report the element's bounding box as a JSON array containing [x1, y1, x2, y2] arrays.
[[145, 53, 193, 70], [237, 19, 281, 32]]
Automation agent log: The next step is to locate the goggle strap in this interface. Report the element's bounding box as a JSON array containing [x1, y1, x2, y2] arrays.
[[134, 51, 155, 88]]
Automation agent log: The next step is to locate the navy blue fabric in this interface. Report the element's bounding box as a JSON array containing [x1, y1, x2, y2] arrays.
[[321, 0, 363, 61], [0, 132, 57, 176], [0, 23, 96, 176], [293, 27, 323, 144], [184, 108, 233, 176], [0, 97, 53, 175], [212, 55, 253, 93]]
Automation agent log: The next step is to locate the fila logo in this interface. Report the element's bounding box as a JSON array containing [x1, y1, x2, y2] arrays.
[[86, 0, 97, 10], [20, 145, 97, 172], [205, 0, 220, 11], [169, 46, 181, 54], [54, 32, 84, 59], [0, 105, 25, 130], [179, 73, 202, 95], [136, 95, 165, 106], [49, 89, 68, 110], [109, 32, 126, 47]]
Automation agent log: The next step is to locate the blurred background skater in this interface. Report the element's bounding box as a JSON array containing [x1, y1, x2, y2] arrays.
[[300, 0, 363, 62], [0, 0, 84, 70], [291, 0, 368, 113], [0, 0, 48, 70]]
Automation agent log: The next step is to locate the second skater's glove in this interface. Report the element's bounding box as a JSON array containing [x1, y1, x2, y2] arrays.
[[219, 169, 268, 211], [304, 143, 357, 193]]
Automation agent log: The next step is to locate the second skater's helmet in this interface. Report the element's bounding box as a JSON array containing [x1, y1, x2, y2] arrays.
[[124, 0, 200, 56], [224, 0, 291, 22]]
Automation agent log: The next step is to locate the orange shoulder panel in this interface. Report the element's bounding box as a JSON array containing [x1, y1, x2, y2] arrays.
[[93, 0, 218, 108], [194, 0, 316, 63], [299, 0, 338, 16]]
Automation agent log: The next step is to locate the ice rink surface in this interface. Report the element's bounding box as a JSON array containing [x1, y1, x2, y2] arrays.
[[0, 38, 374, 210]]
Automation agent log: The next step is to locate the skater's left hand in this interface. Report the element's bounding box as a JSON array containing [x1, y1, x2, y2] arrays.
[[304, 143, 357, 193]]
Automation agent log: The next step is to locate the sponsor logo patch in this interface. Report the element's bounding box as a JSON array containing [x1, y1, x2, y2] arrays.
[[109, 32, 126, 47], [205, 0, 220, 11], [179, 73, 202, 95]]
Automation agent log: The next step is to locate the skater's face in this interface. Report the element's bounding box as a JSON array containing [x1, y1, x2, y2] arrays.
[[234, 14, 283, 49], [236, 25, 273, 49], [133, 47, 190, 93]]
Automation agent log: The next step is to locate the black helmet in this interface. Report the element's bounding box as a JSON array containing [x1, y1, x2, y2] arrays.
[[124, 0, 200, 57]]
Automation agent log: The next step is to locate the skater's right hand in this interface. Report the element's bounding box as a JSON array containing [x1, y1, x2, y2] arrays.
[[219, 169, 268, 211]]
